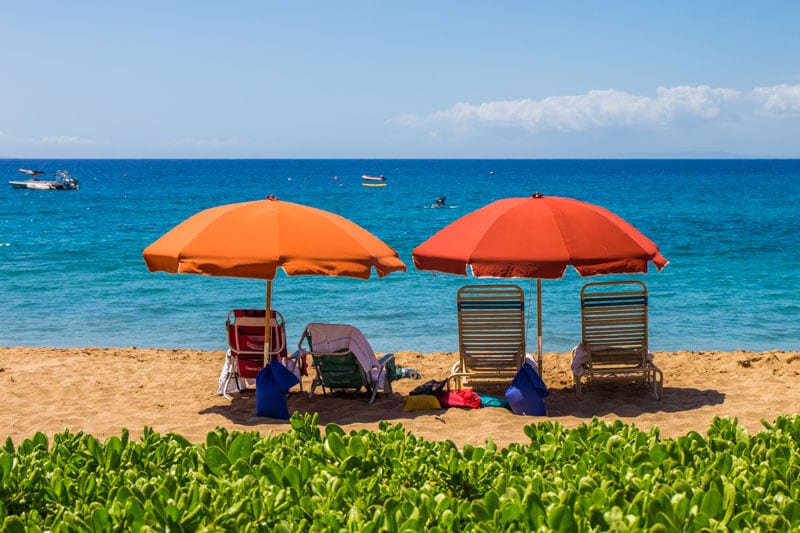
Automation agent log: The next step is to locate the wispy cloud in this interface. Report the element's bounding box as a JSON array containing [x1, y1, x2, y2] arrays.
[[390, 84, 799, 133], [39, 135, 95, 145], [753, 84, 800, 117]]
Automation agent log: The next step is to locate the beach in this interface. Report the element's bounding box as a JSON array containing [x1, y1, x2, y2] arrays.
[[2, 346, 798, 447]]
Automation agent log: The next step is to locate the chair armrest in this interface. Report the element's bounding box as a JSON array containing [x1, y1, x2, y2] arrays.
[[377, 352, 395, 367]]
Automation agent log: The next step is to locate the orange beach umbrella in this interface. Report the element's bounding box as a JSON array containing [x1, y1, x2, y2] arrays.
[[412, 193, 667, 369], [143, 196, 406, 363]]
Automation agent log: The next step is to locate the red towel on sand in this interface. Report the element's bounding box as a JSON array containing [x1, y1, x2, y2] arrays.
[[436, 389, 482, 409]]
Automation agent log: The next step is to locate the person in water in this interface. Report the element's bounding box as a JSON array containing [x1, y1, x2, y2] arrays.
[[434, 196, 446, 207]]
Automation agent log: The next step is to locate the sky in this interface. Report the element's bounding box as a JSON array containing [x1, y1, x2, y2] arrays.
[[1, 1, 799, 159]]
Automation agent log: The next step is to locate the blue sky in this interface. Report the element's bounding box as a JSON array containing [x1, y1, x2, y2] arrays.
[[1, 1, 799, 158]]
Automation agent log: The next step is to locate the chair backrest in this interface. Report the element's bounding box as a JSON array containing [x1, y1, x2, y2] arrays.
[[580, 280, 648, 367], [298, 324, 368, 390], [300, 323, 378, 373], [457, 284, 526, 383], [226, 309, 287, 377]]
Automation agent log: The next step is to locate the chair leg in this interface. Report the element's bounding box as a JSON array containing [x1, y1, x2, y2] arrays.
[[222, 352, 242, 400], [222, 374, 233, 400], [574, 372, 583, 397], [369, 368, 387, 405], [652, 366, 664, 400]]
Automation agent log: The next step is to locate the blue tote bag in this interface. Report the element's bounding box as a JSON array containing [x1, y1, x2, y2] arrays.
[[256, 360, 301, 419], [505, 363, 549, 416]]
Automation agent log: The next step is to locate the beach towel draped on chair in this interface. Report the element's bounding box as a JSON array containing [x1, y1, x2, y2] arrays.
[[298, 323, 395, 404]]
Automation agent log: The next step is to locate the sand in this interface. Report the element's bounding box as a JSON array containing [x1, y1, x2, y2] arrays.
[[2, 347, 799, 448]]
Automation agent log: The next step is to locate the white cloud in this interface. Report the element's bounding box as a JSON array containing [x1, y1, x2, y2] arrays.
[[390, 84, 799, 134], [753, 84, 800, 116]]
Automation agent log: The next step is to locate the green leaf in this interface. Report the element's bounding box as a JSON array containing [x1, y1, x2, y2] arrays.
[[92, 507, 111, 531], [0, 452, 12, 483], [228, 433, 254, 462], [325, 431, 346, 460], [325, 423, 345, 437], [469, 502, 490, 522], [700, 487, 723, 518], [548, 504, 578, 532], [104, 436, 123, 470], [32, 431, 49, 450], [204, 446, 230, 476], [783, 501, 800, 524], [124, 497, 146, 531], [348, 435, 367, 458], [649, 443, 667, 465], [206, 430, 225, 451], [2, 516, 26, 533], [281, 464, 301, 492], [482, 490, 499, 517]]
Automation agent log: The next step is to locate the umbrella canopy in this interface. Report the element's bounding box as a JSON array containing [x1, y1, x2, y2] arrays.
[[143, 196, 406, 365], [412, 193, 667, 370]]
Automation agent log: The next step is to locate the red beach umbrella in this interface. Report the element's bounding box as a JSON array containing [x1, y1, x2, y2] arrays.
[[412, 193, 667, 370], [143, 196, 406, 364]]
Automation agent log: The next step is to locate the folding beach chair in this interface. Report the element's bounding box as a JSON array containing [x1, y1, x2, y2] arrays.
[[221, 309, 303, 396], [449, 284, 526, 389], [298, 323, 395, 404], [573, 280, 663, 399]]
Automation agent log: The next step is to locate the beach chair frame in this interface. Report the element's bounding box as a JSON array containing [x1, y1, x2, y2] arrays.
[[298, 324, 394, 405], [450, 284, 526, 389], [574, 280, 663, 399]]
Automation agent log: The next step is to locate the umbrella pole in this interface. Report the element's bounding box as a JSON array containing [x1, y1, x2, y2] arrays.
[[264, 279, 273, 367], [537, 279, 543, 374]]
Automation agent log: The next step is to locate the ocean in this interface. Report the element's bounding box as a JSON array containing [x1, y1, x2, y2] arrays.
[[1, 159, 799, 355]]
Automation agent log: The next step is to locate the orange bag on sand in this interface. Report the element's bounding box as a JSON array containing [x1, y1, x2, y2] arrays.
[[435, 389, 482, 409]]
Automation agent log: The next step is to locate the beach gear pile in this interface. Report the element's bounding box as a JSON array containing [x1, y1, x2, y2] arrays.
[[404, 360, 549, 415]]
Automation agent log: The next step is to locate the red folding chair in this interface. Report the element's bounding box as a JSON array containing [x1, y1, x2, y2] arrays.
[[221, 309, 303, 395]]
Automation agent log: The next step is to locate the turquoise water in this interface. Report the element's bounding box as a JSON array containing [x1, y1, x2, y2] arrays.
[[1, 159, 799, 354]]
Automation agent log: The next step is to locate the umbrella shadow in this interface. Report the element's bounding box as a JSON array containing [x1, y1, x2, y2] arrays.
[[545, 385, 725, 418], [199, 390, 445, 427]]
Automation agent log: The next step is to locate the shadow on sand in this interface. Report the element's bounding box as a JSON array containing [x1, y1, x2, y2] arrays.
[[545, 385, 725, 418], [199, 389, 446, 427], [200, 382, 725, 429]]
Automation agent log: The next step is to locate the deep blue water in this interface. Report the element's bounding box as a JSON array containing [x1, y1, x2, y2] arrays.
[[1, 159, 799, 355]]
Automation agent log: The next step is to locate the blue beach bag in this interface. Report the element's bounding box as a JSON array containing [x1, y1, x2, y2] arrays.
[[505, 363, 549, 416], [256, 360, 301, 419]]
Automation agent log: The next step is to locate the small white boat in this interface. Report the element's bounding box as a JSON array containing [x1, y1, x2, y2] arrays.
[[362, 174, 387, 187], [8, 170, 80, 190]]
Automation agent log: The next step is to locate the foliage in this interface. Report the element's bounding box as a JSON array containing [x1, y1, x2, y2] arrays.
[[2, 413, 800, 531]]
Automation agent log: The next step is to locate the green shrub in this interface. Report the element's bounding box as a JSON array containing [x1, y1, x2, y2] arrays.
[[2, 413, 799, 531]]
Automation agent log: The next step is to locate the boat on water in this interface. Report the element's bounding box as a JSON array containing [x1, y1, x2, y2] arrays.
[[8, 170, 80, 190], [362, 174, 387, 187]]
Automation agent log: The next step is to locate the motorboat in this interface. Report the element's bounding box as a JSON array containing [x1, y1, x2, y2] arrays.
[[362, 174, 387, 187], [8, 170, 79, 190]]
